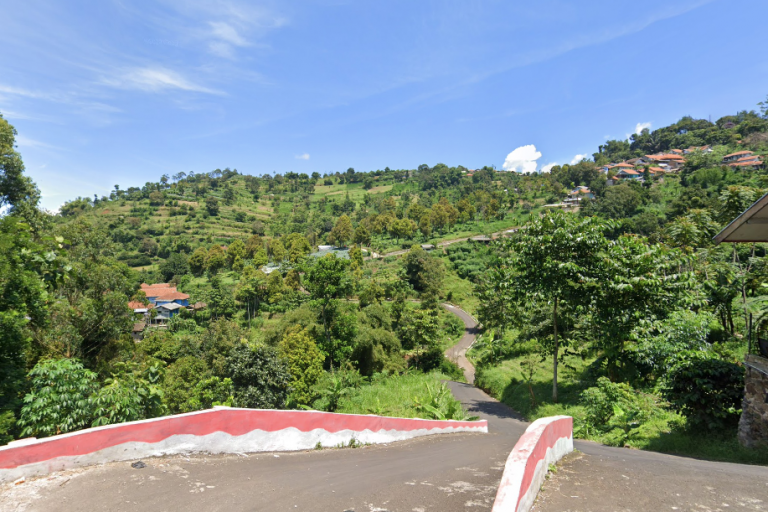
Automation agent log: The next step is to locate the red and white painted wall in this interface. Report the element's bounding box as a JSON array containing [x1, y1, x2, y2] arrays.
[[491, 415, 573, 512], [0, 407, 487, 483]]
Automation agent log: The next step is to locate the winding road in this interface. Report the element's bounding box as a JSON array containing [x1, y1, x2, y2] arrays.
[[4, 306, 767, 511]]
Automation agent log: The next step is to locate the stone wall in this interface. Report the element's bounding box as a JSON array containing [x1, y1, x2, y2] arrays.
[[739, 355, 768, 448]]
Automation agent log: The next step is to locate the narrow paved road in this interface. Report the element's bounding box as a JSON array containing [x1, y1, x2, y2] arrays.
[[2, 306, 528, 512], [4, 306, 767, 511], [443, 303, 478, 384]]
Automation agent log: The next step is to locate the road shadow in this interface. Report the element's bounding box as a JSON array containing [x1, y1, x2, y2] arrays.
[[445, 381, 529, 437]]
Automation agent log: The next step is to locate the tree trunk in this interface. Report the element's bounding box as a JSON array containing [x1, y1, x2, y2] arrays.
[[553, 297, 558, 403]]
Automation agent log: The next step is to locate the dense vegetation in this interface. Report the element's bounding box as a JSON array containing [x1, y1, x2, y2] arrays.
[[470, 97, 768, 463], [2, 95, 768, 464]]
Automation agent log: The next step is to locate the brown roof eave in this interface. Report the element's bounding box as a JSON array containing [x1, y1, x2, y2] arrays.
[[714, 192, 768, 243]]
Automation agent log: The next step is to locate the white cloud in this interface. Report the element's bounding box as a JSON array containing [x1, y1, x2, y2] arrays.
[[540, 163, 558, 174], [635, 122, 652, 135], [103, 67, 221, 94], [503, 144, 542, 173], [570, 154, 587, 165], [295, 153, 310, 160], [210, 21, 249, 46]]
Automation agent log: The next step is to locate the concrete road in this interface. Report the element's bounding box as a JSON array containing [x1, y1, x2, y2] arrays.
[[3, 383, 527, 512], [443, 304, 479, 384], [2, 308, 527, 512], [534, 443, 768, 511]]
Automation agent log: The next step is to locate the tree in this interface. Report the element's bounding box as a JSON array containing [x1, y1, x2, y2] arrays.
[[225, 343, 291, 409], [91, 363, 166, 427], [353, 225, 371, 246], [269, 238, 286, 263], [189, 247, 208, 276], [419, 215, 432, 238], [253, 248, 268, 267], [18, 359, 99, 438], [234, 267, 268, 326], [226, 239, 246, 269], [0, 216, 52, 439], [266, 270, 285, 304], [159, 252, 189, 281], [0, 114, 39, 213], [402, 245, 444, 305], [329, 215, 354, 247], [718, 186, 758, 223], [591, 235, 695, 382], [501, 211, 608, 401], [39, 220, 134, 365], [304, 254, 353, 369], [279, 329, 324, 406], [205, 196, 220, 216], [245, 235, 263, 258], [205, 245, 226, 274], [286, 234, 312, 263], [598, 184, 641, 219]]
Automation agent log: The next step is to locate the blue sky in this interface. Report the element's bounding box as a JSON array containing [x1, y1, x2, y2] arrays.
[[2, 0, 767, 210]]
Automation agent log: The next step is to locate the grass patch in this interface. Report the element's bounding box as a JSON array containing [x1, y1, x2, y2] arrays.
[[472, 352, 768, 465], [336, 371, 468, 419]]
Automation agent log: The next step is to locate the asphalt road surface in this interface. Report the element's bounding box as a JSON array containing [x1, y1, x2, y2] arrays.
[[2, 382, 528, 512], [4, 305, 768, 512]]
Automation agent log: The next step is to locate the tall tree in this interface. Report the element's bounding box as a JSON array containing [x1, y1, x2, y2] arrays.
[[304, 254, 353, 369], [329, 215, 354, 247], [499, 211, 608, 401]]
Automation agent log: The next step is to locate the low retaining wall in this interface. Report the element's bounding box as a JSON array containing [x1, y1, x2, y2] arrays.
[[491, 416, 573, 512], [0, 407, 487, 483]]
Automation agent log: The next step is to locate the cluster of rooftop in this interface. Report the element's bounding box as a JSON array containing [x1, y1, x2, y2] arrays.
[[129, 283, 204, 340]]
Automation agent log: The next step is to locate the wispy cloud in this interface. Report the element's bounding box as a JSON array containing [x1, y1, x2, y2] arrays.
[[295, 153, 310, 160], [102, 67, 222, 94], [15, 135, 69, 152]]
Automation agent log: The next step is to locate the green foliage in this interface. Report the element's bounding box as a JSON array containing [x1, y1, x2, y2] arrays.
[[401, 245, 444, 302], [305, 254, 353, 368], [663, 353, 744, 432], [18, 359, 99, 438], [412, 382, 476, 421], [159, 252, 189, 281], [91, 364, 166, 427], [398, 308, 439, 351], [189, 247, 207, 276], [181, 377, 234, 412], [225, 343, 292, 409], [0, 114, 39, 212], [279, 329, 325, 406], [312, 369, 362, 412], [205, 196, 220, 216], [162, 356, 209, 413]]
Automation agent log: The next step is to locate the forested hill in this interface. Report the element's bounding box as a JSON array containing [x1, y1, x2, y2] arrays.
[[52, 98, 768, 281], [2, 97, 768, 458]]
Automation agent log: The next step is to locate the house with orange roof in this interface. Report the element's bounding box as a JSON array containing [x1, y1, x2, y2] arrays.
[[140, 283, 190, 307], [723, 151, 754, 163], [614, 168, 642, 180]]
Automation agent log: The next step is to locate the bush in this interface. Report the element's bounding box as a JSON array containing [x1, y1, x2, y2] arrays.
[[663, 354, 744, 432], [579, 377, 665, 446], [312, 368, 363, 412], [279, 329, 325, 406], [225, 343, 292, 409], [18, 359, 99, 438], [408, 345, 445, 373]]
